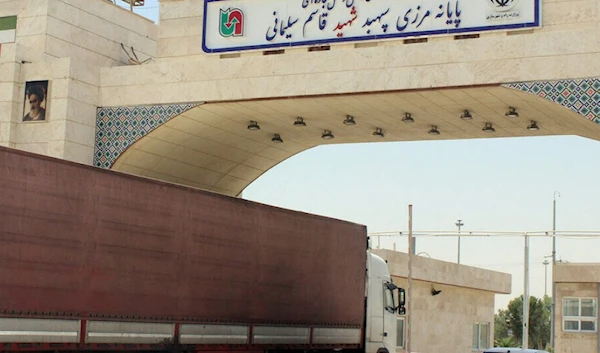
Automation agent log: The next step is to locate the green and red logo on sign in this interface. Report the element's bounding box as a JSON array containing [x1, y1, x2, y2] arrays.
[[219, 8, 244, 37]]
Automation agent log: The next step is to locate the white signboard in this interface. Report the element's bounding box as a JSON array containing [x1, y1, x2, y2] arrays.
[[203, 0, 541, 53]]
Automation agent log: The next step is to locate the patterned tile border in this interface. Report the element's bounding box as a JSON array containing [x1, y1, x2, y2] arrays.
[[94, 103, 201, 168], [503, 78, 600, 124]]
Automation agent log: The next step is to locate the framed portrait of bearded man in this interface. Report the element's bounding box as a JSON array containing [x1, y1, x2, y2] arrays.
[[23, 80, 49, 122]]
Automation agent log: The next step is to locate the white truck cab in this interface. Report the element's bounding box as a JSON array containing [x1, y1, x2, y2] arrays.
[[365, 252, 405, 353]]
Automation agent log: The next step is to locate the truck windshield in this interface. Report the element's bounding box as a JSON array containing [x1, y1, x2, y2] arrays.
[[384, 282, 396, 313]]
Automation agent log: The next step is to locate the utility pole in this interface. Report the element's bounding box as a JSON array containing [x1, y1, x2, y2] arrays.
[[543, 258, 550, 297], [455, 219, 464, 264], [553, 192, 559, 264], [543, 254, 553, 297], [407, 205, 413, 353], [523, 234, 530, 350], [551, 191, 560, 351]]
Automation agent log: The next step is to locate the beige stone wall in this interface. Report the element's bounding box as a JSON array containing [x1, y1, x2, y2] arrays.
[[142, 0, 600, 105], [555, 282, 599, 353], [0, 0, 36, 147], [5, 0, 49, 63], [372, 249, 511, 294], [392, 277, 496, 353], [1, 0, 159, 161], [12, 58, 68, 156], [102, 8, 600, 106], [0, 48, 19, 147], [45, 0, 157, 66], [158, 0, 204, 59], [13, 58, 98, 163], [2, 0, 156, 66], [555, 263, 600, 283], [0, 65, 19, 147], [372, 250, 510, 353]]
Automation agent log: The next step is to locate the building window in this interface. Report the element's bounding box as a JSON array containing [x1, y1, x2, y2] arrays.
[[396, 317, 405, 348], [563, 297, 597, 332], [472, 322, 490, 350]]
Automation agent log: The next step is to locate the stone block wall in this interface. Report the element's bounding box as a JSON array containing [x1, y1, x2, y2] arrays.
[[372, 249, 511, 353], [0, 0, 158, 163], [45, 0, 157, 67], [554, 263, 600, 353]]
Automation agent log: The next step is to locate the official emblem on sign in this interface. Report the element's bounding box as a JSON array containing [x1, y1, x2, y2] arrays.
[[489, 0, 519, 12], [219, 8, 244, 37]]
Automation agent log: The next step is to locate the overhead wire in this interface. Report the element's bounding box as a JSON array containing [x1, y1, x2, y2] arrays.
[[368, 230, 600, 238]]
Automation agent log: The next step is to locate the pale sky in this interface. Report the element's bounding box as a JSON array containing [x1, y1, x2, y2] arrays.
[[123, 0, 600, 311], [242, 135, 600, 310]]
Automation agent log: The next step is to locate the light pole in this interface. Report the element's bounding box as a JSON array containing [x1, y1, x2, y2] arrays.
[[543, 258, 550, 297], [455, 219, 464, 264], [523, 234, 530, 350], [553, 192, 560, 264], [550, 191, 560, 352], [407, 205, 413, 353]]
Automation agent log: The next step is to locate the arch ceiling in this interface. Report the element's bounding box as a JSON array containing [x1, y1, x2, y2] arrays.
[[111, 86, 600, 196]]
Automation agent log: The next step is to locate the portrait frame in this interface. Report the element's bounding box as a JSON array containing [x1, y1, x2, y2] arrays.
[[23, 80, 49, 122]]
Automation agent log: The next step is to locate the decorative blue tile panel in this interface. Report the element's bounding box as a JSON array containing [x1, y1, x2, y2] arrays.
[[503, 79, 600, 124], [94, 103, 200, 168]]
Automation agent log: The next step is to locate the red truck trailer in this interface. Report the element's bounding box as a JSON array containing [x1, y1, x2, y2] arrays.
[[0, 146, 403, 353]]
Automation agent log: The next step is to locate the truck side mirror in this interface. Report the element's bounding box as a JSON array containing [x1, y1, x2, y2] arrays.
[[397, 288, 406, 315], [398, 288, 406, 306]]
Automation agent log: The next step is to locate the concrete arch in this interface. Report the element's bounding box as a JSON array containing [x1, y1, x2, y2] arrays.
[[98, 82, 600, 196]]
